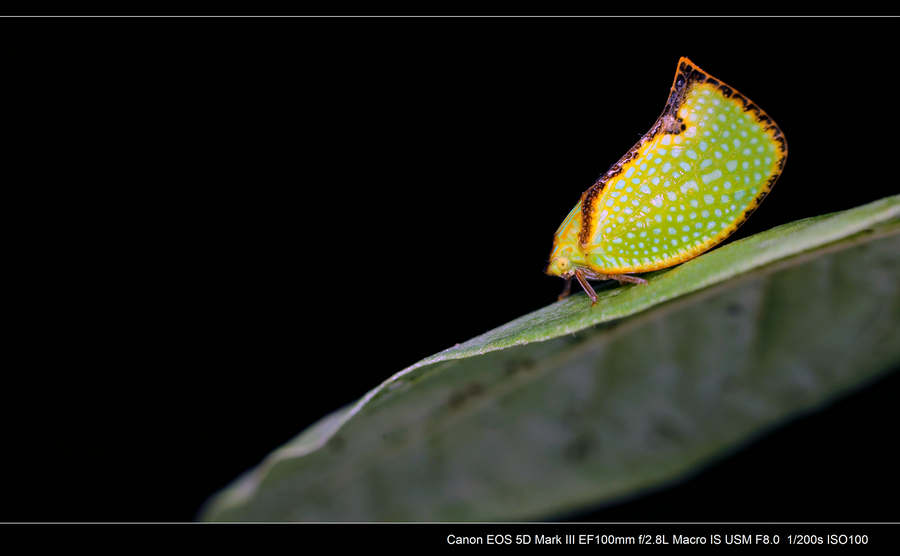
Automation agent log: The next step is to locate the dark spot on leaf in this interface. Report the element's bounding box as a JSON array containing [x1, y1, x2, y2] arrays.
[[448, 382, 484, 409], [504, 360, 518, 376], [726, 303, 743, 316], [564, 432, 596, 463], [504, 358, 536, 376], [648, 421, 682, 447]]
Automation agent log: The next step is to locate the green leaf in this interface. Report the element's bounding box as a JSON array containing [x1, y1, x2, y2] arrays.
[[200, 195, 900, 521]]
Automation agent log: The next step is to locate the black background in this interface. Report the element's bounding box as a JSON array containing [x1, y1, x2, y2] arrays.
[[4, 16, 899, 523]]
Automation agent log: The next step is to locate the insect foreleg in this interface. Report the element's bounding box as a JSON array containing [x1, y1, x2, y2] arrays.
[[557, 278, 572, 301]]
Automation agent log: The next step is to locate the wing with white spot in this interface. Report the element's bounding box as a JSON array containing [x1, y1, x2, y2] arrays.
[[584, 58, 786, 274]]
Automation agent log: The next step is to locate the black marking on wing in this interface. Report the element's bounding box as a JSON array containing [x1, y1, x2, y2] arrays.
[[577, 57, 787, 249]]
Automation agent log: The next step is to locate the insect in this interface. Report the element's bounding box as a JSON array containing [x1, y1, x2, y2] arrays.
[[546, 57, 787, 305]]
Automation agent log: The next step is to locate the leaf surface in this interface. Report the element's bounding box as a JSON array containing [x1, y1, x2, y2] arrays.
[[201, 195, 900, 521]]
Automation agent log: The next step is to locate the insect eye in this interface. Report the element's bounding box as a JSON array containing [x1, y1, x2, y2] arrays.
[[555, 257, 570, 272]]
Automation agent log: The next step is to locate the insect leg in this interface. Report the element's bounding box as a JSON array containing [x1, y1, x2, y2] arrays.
[[557, 278, 573, 301], [574, 269, 599, 305], [611, 274, 648, 285]]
